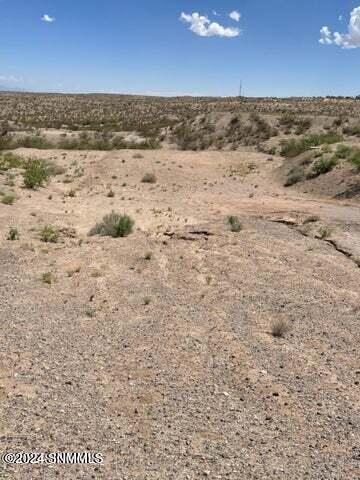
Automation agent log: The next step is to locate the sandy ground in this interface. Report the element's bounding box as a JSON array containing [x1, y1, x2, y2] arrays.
[[0, 148, 359, 479]]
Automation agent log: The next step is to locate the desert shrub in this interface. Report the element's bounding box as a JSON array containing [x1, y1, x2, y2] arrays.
[[280, 139, 306, 158], [336, 144, 352, 159], [284, 167, 304, 186], [1, 193, 16, 205], [312, 156, 338, 176], [318, 227, 332, 239], [85, 307, 96, 317], [349, 150, 360, 171], [227, 215, 242, 232], [144, 251, 152, 260], [281, 132, 342, 158], [271, 318, 290, 338], [295, 118, 312, 135], [40, 225, 59, 243], [300, 155, 313, 166], [0, 152, 24, 171], [343, 124, 360, 136], [333, 116, 346, 127], [17, 135, 51, 149], [23, 159, 50, 188], [46, 161, 66, 176], [7, 227, 19, 240], [89, 211, 134, 238], [0, 135, 13, 151], [278, 112, 297, 129], [139, 137, 161, 150], [321, 144, 332, 154], [42, 272, 55, 284], [141, 173, 156, 183]]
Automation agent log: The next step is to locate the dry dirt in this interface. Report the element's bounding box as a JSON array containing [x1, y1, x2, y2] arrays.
[[0, 147, 359, 479]]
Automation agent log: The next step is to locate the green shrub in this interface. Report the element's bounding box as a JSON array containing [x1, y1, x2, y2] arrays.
[[7, 227, 19, 240], [1, 193, 16, 205], [349, 150, 360, 171], [23, 159, 50, 188], [227, 215, 242, 232], [336, 144, 352, 159], [89, 211, 134, 238], [40, 225, 59, 243], [0, 153, 24, 171], [85, 307, 96, 317], [281, 132, 342, 158], [312, 156, 338, 176]]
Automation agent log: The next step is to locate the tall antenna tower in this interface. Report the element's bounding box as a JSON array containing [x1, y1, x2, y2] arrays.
[[238, 80, 243, 98]]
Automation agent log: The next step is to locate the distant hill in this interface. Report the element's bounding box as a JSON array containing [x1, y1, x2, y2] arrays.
[[0, 85, 26, 92]]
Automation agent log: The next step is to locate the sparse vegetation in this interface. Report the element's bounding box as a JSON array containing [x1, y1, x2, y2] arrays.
[[349, 149, 360, 171], [335, 144, 352, 159], [318, 226, 332, 239], [23, 159, 50, 189], [284, 167, 305, 186], [312, 156, 338, 176], [271, 318, 290, 338], [85, 307, 96, 318], [227, 215, 242, 232], [0, 152, 24, 171], [1, 193, 16, 205], [40, 225, 59, 243], [7, 227, 19, 240], [42, 272, 55, 284], [89, 211, 134, 238], [281, 133, 342, 158]]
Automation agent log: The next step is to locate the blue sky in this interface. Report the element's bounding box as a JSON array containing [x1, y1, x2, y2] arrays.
[[0, 0, 359, 96]]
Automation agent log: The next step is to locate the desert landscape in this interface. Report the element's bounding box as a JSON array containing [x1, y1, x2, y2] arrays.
[[0, 93, 359, 479]]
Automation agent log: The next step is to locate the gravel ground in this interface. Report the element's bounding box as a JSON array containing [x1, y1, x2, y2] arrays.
[[0, 148, 359, 479]]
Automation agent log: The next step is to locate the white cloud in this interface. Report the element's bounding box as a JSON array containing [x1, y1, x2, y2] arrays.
[[180, 12, 240, 38], [41, 14, 55, 23], [319, 6, 360, 48], [0, 75, 24, 83], [229, 10, 241, 22], [319, 26, 333, 45]]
